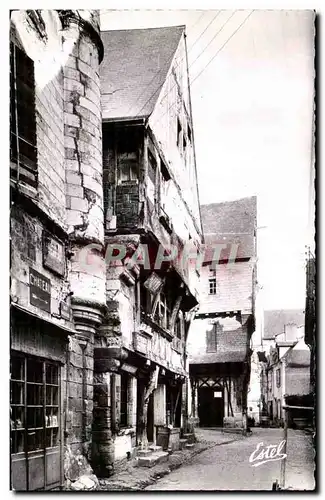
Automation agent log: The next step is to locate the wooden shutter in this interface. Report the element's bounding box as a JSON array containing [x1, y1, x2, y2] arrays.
[[10, 42, 37, 189]]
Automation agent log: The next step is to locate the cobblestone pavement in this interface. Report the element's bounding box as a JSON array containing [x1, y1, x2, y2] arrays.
[[98, 429, 244, 491], [145, 428, 315, 491]]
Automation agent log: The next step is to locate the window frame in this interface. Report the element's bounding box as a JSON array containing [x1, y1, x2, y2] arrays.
[[10, 352, 61, 456], [10, 41, 38, 190], [208, 277, 217, 295]]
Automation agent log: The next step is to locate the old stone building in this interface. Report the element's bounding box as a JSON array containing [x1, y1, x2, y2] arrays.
[[91, 26, 203, 473], [187, 196, 256, 431], [260, 309, 306, 424], [10, 9, 105, 490]]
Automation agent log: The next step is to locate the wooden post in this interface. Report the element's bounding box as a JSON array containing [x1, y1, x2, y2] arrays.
[[280, 408, 288, 489], [139, 366, 160, 449]]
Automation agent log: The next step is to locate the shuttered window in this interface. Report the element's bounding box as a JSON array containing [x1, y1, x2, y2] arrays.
[[10, 42, 37, 189]]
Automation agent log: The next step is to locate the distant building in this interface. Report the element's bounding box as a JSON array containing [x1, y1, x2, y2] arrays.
[[260, 310, 310, 426], [265, 335, 310, 426], [187, 196, 256, 431]]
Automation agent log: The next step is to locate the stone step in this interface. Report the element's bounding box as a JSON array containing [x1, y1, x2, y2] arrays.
[[183, 433, 195, 444], [179, 438, 188, 450], [137, 449, 153, 457], [136, 451, 169, 468], [149, 445, 163, 452], [185, 443, 195, 449]]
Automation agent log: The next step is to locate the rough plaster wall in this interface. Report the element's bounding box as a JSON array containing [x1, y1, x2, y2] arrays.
[[11, 10, 68, 228], [63, 22, 105, 308], [247, 351, 261, 421], [198, 261, 254, 315], [187, 317, 247, 358], [10, 207, 73, 330], [286, 366, 311, 396], [148, 34, 201, 229], [118, 282, 135, 348]]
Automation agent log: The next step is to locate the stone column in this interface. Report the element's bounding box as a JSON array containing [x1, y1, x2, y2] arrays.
[[60, 9, 106, 481], [92, 372, 114, 477], [127, 377, 137, 428]]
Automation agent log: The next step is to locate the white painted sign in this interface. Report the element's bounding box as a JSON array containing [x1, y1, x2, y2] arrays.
[[214, 391, 222, 398]]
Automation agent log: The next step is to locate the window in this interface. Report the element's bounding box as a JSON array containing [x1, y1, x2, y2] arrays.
[[147, 150, 157, 208], [177, 118, 182, 152], [206, 324, 218, 353], [187, 125, 192, 144], [209, 277, 217, 295], [118, 153, 138, 183], [154, 292, 170, 330], [276, 368, 281, 388], [10, 353, 60, 454], [10, 42, 37, 189], [120, 373, 129, 427]]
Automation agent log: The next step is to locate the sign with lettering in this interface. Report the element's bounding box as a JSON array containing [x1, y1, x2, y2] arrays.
[[133, 332, 149, 355], [43, 231, 65, 277], [60, 301, 71, 321], [29, 268, 51, 313]]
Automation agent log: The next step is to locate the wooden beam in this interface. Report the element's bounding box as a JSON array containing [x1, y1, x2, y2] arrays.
[[169, 287, 184, 333]]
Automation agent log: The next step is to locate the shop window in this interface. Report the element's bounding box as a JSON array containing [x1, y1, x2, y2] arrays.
[[120, 373, 129, 428], [10, 353, 60, 455], [10, 42, 37, 189]]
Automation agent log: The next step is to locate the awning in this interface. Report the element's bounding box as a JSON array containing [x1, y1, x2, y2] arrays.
[[11, 302, 77, 335]]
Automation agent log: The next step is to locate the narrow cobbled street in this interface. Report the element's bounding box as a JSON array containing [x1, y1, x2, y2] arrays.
[[145, 429, 315, 491]]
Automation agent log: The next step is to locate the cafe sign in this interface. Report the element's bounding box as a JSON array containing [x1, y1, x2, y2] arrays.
[[29, 268, 51, 313]]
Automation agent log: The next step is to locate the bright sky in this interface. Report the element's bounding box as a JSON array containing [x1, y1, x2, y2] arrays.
[[101, 9, 315, 311]]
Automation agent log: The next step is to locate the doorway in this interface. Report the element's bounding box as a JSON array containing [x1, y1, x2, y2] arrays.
[[198, 387, 224, 427]]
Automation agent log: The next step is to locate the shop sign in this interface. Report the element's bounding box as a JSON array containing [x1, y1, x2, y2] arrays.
[[60, 301, 71, 321], [133, 331, 150, 355], [29, 268, 51, 313], [43, 231, 65, 277]]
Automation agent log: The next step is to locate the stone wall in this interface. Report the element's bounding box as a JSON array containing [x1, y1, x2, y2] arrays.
[[10, 9, 105, 490]]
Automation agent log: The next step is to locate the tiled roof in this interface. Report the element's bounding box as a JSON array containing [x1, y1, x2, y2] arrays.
[[201, 196, 257, 261], [285, 348, 310, 367], [263, 309, 305, 340], [189, 351, 246, 365], [100, 26, 185, 121]]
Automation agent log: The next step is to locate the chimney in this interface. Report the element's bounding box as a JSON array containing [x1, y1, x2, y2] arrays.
[[284, 323, 298, 342]]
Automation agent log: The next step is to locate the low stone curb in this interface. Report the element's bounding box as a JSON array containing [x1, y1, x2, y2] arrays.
[[98, 434, 243, 491]]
